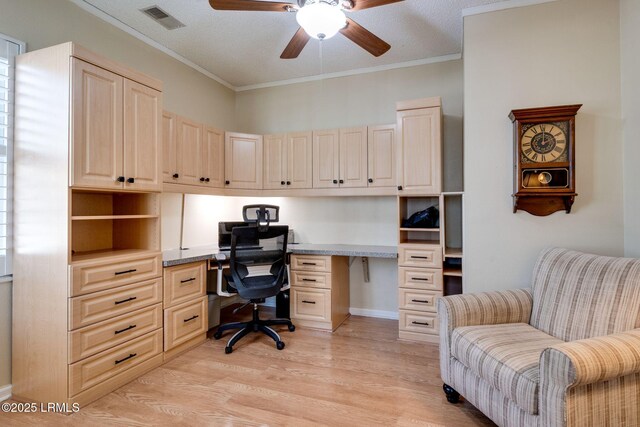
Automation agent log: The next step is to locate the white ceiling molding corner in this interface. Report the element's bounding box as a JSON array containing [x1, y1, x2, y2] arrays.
[[462, 0, 559, 17]]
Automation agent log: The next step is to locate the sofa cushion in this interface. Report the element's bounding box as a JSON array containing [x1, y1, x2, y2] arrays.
[[530, 247, 640, 342], [451, 323, 563, 415]]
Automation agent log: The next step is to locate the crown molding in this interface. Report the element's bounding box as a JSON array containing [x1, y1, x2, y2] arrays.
[[235, 53, 463, 92], [462, 0, 559, 17], [68, 0, 235, 90]]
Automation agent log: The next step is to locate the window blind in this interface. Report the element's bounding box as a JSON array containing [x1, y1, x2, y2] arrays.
[[0, 37, 23, 277]]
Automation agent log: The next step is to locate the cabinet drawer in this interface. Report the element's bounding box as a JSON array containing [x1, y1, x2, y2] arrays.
[[291, 271, 331, 289], [70, 252, 162, 296], [291, 255, 331, 272], [69, 278, 162, 330], [398, 289, 441, 313], [163, 262, 206, 308], [69, 329, 162, 397], [398, 245, 442, 268], [291, 288, 331, 322], [398, 267, 443, 291], [164, 296, 207, 351], [69, 304, 162, 363], [399, 310, 438, 335]]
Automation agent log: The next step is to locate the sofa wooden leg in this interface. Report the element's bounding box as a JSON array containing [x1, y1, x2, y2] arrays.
[[443, 383, 460, 403]]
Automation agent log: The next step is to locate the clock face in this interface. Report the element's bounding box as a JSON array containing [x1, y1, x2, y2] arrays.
[[521, 122, 568, 163]]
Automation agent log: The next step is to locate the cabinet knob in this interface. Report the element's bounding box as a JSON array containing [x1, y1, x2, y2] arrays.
[[172, 173, 179, 179], [225, 180, 230, 185], [333, 179, 338, 184], [205, 178, 210, 182], [286, 181, 291, 186], [339, 179, 344, 184], [200, 177, 205, 182], [127, 177, 135, 184], [397, 185, 403, 191], [281, 181, 285, 185], [117, 176, 125, 183], [368, 178, 373, 183]]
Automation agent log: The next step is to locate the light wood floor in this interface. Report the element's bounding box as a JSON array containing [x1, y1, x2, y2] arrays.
[[2, 312, 494, 426]]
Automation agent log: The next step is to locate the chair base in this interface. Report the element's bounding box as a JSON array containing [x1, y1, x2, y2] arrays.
[[443, 383, 461, 403], [213, 303, 295, 353]]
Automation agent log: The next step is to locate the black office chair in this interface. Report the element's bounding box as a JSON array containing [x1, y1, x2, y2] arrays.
[[213, 205, 295, 354]]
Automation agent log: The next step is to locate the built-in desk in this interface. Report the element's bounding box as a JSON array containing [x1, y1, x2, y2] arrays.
[[162, 244, 398, 332]]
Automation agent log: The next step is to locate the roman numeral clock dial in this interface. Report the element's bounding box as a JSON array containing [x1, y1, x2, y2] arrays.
[[509, 105, 582, 216]]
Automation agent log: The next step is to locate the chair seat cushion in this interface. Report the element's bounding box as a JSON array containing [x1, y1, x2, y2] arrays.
[[450, 323, 564, 415]]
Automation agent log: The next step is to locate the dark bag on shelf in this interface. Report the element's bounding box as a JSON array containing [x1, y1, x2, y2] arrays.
[[402, 206, 439, 228]]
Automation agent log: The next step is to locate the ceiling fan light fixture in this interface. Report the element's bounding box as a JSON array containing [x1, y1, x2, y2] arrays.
[[296, 1, 346, 40]]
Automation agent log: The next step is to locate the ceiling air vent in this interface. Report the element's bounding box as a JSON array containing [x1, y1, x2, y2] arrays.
[[141, 6, 185, 30]]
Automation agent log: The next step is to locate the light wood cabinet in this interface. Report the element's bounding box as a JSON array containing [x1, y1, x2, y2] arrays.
[[339, 126, 368, 188], [176, 116, 203, 186], [397, 98, 442, 194], [225, 132, 263, 189], [313, 129, 340, 189], [14, 43, 164, 407], [202, 125, 225, 188], [162, 111, 177, 182], [289, 255, 349, 331], [264, 132, 312, 190], [70, 58, 161, 191], [367, 125, 396, 187]]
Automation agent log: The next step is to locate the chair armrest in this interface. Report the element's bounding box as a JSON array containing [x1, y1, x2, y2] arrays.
[[541, 328, 640, 387], [438, 288, 533, 330]]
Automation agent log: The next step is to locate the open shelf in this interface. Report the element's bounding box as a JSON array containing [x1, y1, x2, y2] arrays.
[[72, 190, 160, 217], [72, 214, 159, 221], [71, 248, 156, 264], [444, 267, 463, 277], [399, 238, 440, 246], [398, 196, 441, 246], [399, 227, 440, 232], [445, 247, 463, 258]]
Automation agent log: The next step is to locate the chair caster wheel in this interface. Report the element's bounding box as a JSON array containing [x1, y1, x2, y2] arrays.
[[225, 346, 232, 354], [288, 324, 295, 332], [213, 331, 222, 340], [276, 341, 285, 350]]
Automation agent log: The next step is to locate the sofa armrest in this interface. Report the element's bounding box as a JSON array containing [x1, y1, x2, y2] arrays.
[[438, 288, 533, 331], [438, 288, 533, 385], [541, 328, 640, 387]]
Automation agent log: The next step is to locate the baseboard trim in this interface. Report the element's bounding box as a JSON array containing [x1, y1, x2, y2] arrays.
[[0, 384, 12, 402], [349, 308, 399, 320]]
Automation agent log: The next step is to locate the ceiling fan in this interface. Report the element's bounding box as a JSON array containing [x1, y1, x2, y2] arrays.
[[208, 0, 404, 59]]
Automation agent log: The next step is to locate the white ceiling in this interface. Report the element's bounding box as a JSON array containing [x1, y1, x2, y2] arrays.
[[77, 0, 510, 89]]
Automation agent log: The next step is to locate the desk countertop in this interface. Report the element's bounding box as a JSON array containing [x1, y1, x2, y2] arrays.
[[162, 243, 398, 267]]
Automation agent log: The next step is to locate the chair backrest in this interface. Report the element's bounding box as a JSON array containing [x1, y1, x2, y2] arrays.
[[229, 225, 289, 299], [530, 247, 640, 342]]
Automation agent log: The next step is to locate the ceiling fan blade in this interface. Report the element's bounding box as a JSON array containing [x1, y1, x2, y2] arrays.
[[281, 27, 311, 59], [350, 0, 404, 11], [209, 0, 293, 12], [339, 18, 390, 57]]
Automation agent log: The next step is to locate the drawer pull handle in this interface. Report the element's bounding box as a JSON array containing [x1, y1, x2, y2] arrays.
[[114, 296, 137, 305], [412, 321, 430, 326], [302, 278, 317, 282], [411, 299, 430, 304], [302, 262, 317, 266], [114, 324, 137, 335], [412, 277, 430, 281], [115, 353, 137, 365], [302, 300, 316, 304], [180, 277, 196, 283], [115, 269, 137, 276], [183, 315, 199, 323], [410, 256, 429, 260]]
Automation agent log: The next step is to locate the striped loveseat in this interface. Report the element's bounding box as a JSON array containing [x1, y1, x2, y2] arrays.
[[438, 248, 640, 427]]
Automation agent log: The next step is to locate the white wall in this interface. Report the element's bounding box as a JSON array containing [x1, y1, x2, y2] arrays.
[[621, 0, 640, 257], [464, 0, 624, 292]]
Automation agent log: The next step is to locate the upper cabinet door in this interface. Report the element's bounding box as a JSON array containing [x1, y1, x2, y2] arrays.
[[287, 131, 312, 189], [71, 58, 123, 189], [176, 116, 203, 186], [339, 126, 368, 188], [312, 129, 340, 189], [397, 107, 442, 194], [162, 111, 178, 183], [225, 132, 263, 189], [367, 125, 396, 188], [202, 125, 225, 188], [263, 134, 287, 190], [123, 79, 162, 192]]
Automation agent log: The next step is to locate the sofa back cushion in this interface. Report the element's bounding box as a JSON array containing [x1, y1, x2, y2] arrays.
[[530, 247, 640, 342]]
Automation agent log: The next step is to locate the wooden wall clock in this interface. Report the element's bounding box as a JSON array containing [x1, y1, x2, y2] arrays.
[[509, 104, 582, 216]]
